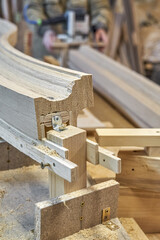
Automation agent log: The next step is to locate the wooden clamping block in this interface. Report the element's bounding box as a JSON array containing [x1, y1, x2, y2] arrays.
[[86, 139, 121, 174], [35, 180, 119, 240], [47, 125, 86, 197], [145, 147, 160, 157]]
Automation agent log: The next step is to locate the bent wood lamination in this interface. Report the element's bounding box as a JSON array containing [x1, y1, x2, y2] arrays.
[[0, 19, 93, 139]]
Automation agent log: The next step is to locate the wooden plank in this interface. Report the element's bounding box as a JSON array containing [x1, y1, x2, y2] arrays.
[[0, 117, 78, 182], [69, 46, 160, 128], [0, 19, 93, 140], [35, 180, 119, 240], [95, 128, 160, 147], [120, 218, 149, 240], [122, 0, 143, 73], [117, 150, 160, 192], [118, 187, 160, 233], [47, 126, 86, 197]]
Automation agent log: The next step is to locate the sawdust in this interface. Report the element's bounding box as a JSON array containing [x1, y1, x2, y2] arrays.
[[37, 145, 60, 157], [120, 218, 147, 240], [62, 224, 118, 240], [0, 190, 6, 199]]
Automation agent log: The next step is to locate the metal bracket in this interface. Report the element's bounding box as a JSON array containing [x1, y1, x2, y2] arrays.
[[52, 115, 67, 131], [102, 207, 119, 231], [102, 207, 110, 223]]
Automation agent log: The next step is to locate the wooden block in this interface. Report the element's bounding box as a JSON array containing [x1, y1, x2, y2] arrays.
[[86, 139, 121, 173], [99, 147, 121, 174], [118, 187, 160, 233], [95, 128, 160, 147], [145, 147, 160, 157], [87, 162, 115, 185], [35, 180, 119, 240], [0, 19, 93, 140], [86, 139, 99, 165], [0, 142, 9, 171], [47, 126, 86, 196], [117, 150, 160, 192], [77, 109, 106, 131]]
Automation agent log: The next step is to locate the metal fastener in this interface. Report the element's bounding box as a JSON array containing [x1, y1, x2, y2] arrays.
[[41, 162, 50, 169]]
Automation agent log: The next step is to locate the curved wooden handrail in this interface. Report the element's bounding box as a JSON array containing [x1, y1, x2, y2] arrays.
[[0, 19, 93, 139]]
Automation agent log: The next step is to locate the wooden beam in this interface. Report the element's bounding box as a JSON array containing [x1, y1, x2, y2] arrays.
[[35, 180, 119, 240], [47, 126, 86, 197], [0, 117, 78, 182], [95, 128, 160, 147], [118, 187, 160, 233], [117, 150, 160, 192], [0, 19, 93, 140], [69, 46, 160, 128]]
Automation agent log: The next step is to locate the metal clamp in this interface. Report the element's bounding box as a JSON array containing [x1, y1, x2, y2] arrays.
[[52, 115, 66, 132]]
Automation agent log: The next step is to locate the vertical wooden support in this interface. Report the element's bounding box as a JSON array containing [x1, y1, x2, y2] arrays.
[[47, 125, 86, 198], [69, 111, 78, 126]]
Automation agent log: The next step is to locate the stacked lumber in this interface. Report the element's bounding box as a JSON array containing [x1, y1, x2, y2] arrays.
[[69, 46, 160, 128], [0, 19, 93, 140]]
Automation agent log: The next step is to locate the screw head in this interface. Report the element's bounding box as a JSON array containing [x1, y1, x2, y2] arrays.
[[41, 162, 45, 169]]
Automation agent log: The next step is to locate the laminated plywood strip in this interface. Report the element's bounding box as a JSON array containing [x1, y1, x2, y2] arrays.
[[0, 19, 93, 140], [69, 46, 160, 127]]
